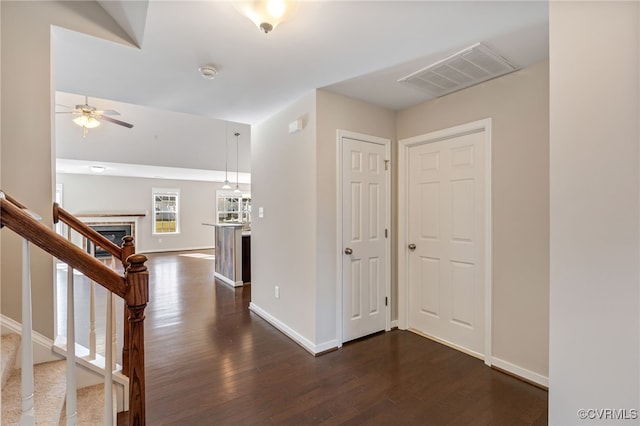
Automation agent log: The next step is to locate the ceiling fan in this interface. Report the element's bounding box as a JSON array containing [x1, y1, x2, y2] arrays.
[[56, 96, 134, 138]]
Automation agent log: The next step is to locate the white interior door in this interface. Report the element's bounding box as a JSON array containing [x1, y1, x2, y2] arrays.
[[341, 136, 389, 342], [406, 129, 487, 357]]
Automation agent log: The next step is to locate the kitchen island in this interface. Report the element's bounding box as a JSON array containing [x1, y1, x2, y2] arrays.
[[203, 223, 250, 287]]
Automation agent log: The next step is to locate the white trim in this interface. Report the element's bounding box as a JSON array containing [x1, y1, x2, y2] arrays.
[[492, 356, 549, 388], [214, 272, 243, 288], [249, 303, 338, 355], [137, 245, 215, 255], [397, 118, 493, 366], [52, 336, 128, 387], [390, 320, 399, 329], [336, 130, 392, 347], [1, 314, 61, 365]]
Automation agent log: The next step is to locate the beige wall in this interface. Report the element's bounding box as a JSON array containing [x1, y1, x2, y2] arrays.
[[1, 1, 135, 338], [549, 2, 639, 423], [57, 173, 250, 253], [251, 91, 319, 343], [397, 61, 550, 378], [252, 89, 396, 349], [315, 90, 396, 342]]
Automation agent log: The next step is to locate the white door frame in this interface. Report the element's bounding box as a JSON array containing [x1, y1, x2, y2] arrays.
[[398, 118, 493, 366], [336, 129, 392, 347]]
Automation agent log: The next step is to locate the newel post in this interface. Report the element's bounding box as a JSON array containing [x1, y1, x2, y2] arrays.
[[121, 236, 135, 377], [125, 253, 148, 426]]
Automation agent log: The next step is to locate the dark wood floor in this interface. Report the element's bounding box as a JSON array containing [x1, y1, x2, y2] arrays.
[[136, 250, 547, 425]]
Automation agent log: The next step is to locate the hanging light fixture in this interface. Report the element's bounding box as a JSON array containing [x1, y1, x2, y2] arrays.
[[222, 124, 231, 189], [234, 132, 242, 193], [233, 0, 298, 34]]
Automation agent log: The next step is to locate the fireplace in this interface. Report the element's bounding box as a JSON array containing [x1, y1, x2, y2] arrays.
[[87, 224, 132, 258]]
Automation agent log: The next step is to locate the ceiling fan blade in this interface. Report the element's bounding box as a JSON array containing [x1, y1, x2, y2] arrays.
[[100, 115, 134, 128], [99, 109, 121, 116], [56, 111, 76, 114]]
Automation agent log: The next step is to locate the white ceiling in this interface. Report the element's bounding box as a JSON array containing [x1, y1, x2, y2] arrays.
[[54, 1, 549, 126], [54, 1, 548, 181]]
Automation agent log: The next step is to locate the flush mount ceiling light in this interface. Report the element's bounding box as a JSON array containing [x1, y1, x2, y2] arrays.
[[198, 65, 218, 80], [233, 0, 298, 34], [90, 165, 106, 173]]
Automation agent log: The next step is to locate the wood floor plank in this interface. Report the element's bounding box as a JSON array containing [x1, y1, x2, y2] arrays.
[[127, 250, 547, 425]]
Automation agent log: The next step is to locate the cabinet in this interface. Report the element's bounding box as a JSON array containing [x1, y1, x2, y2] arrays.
[[216, 191, 251, 225]]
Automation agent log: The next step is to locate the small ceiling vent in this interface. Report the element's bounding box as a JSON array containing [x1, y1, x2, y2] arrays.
[[398, 43, 518, 98]]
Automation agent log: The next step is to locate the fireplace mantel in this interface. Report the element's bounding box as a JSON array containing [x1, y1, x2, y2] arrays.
[[74, 211, 146, 218]]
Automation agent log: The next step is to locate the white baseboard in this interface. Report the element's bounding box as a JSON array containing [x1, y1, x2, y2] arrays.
[[214, 272, 243, 288], [1, 314, 61, 365], [390, 320, 399, 329], [249, 303, 338, 355], [491, 356, 548, 388], [137, 246, 214, 254]]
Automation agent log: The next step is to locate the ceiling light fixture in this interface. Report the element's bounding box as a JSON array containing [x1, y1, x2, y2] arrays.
[[198, 65, 218, 80], [233, 0, 298, 34], [222, 123, 231, 189], [234, 132, 241, 193], [90, 165, 106, 173], [73, 114, 101, 138]]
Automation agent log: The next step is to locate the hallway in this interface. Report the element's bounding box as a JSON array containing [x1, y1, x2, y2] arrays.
[[140, 250, 547, 425]]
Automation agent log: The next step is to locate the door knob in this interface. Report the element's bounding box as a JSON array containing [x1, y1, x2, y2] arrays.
[[344, 247, 353, 255], [408, 243, 416, 251]]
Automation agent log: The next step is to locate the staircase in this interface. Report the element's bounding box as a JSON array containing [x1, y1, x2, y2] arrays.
[[0, 192, 148, 425], [1, 333, 115, 425]]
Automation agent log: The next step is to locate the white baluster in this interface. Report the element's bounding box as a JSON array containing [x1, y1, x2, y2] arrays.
[[66, 229, 77, 425], [104, 292, 114, 426], [21, 239, 35, 425], [89, 241, 96, 360], [112, 296, 117, 371]]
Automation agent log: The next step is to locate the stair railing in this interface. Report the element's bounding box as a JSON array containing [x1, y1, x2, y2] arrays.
[[53, 203, 135, 377], [0, 192, 148, 426]]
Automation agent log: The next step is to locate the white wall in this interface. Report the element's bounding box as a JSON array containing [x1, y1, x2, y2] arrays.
[[549, 2, 639, 424], [397, 61, 550, 381], [1, 0, 137, 338], [251, 91, 318, 344], [56, 173, 249, 253], [55, 90, 251, 173]]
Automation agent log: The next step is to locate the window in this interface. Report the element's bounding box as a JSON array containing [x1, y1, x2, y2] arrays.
[[153, 188, 180, 234]]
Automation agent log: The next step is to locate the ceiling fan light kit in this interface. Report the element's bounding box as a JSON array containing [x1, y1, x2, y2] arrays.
[[57, 95, 134, 138], [73, 114, 100, 129]]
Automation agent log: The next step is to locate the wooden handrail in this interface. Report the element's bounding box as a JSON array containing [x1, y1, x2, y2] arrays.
[[1, 191, 148, 425], [1, 196, 126, 298], [53, 203, 122, 260]]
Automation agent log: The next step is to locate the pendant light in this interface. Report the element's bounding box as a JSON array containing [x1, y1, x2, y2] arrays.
[[234, 132, 242, 193], [222, 124, 231, 189]]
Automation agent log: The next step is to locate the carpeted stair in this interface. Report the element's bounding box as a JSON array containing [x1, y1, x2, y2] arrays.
[[1, 333, 115, 425]]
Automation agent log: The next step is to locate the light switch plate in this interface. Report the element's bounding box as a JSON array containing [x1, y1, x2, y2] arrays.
[[258, 207, 264, 218]]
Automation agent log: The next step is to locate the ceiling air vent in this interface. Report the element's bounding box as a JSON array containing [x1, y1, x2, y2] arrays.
[[398, 43, 518, 98]]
